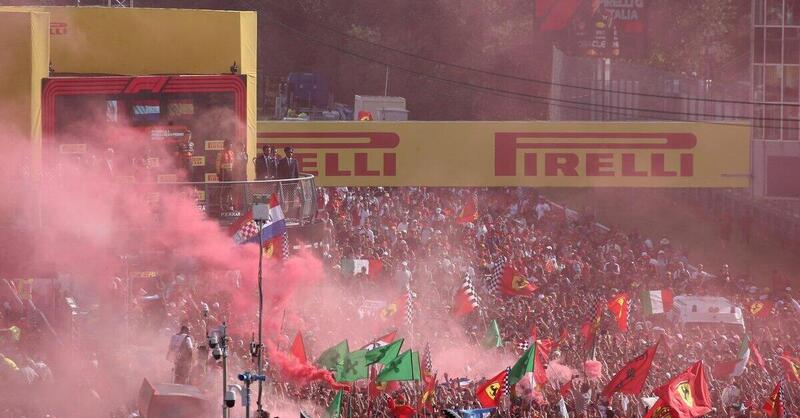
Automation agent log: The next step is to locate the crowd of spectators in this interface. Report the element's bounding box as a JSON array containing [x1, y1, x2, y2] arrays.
[[2, 186, 799, 418]]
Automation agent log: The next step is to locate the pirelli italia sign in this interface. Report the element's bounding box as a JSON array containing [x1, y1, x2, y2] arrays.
[[257, 121, 750, 187]]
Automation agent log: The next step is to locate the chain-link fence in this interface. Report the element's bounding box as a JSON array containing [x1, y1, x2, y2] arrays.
[[550, 47, 752, 122], [157, 173, 318, 224]]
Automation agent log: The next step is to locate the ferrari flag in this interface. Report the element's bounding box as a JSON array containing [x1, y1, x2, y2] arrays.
[[601, 339, 660, 397], [653, 361, 712, 418]]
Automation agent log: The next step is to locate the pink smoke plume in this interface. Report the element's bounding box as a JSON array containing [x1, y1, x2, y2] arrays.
[[546, 360, 576, 385], [265, 341, 350, 391], [583, 360, 603, 380]]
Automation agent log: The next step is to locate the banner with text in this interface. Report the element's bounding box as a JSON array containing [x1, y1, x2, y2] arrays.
[[257, 121, 750, 188]]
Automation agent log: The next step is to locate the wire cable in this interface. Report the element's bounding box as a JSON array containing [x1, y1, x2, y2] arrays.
[[266, 14, 797, 130], [262, 0, 786, 108]]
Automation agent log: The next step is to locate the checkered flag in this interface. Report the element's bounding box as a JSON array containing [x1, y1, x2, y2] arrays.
[[485, 256, 506, 293], [463, 274, 481, 310], [233, 220, 259, 245], [423, 343, 433, 376], [281, 230, 291, 260], [405, 286, 415, 326], [502, 366, 511, 399]]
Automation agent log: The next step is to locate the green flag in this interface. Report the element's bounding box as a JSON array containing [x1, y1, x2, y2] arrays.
[[336, 349, 370, 382], [376, 350, 421, 382], [325, 390, 343, 418], [508, 344, 536, 385], [411, 351, 422, 381], [316, 340, 349, 371], [483, 319, 503, 348], [364, 339, 404, 366]]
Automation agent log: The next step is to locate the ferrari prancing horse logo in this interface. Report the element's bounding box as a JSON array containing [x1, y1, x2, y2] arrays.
[[380, 303, 398, 319], [750, 302, 764, 315], [676, 381, 694, 407], [485, 382, 501, 399], [512, 275, 530, 290]]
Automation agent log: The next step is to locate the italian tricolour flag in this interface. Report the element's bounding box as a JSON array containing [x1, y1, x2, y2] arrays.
[[341, 259, 383, 276], [640, 289, 673, 315], [712, 336, 751, 379]]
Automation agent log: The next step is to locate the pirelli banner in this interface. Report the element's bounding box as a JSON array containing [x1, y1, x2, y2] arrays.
[[257, 121, 750, 187]]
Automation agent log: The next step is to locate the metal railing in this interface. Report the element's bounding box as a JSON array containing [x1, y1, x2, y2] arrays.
[[1, 174, 318, 229], [154, 173, 319, 224]]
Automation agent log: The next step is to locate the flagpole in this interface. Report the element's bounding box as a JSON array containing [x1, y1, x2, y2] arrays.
[[255, 218, 266, 417]]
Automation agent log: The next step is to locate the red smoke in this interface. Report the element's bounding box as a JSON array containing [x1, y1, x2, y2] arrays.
[[265, 341, 350, 391]]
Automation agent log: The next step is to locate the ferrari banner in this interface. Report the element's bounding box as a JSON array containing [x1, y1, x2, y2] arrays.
[[257, 121, 750, 187]]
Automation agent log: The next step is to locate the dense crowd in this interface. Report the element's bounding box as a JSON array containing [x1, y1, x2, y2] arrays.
[[304, 187, 800, 417], [2, 186, 799, 418]]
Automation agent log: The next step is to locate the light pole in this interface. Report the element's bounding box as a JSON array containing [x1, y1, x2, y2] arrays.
[[251, 195, 271, 418], [209, 323, 228, 418]]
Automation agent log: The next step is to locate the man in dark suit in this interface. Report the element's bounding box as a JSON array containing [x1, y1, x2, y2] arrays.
[[277, 146, 299, 179], [254, 145, 278, 179]]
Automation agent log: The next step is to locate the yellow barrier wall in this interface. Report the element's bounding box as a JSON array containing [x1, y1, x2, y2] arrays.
[[0, 6, 257, 178], [257, 121, 751, 187], [0, 10, 50, 173]]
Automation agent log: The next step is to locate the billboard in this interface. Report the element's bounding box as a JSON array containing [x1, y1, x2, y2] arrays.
[[536, 0, 647, 57], [257, 121, 750, 188]]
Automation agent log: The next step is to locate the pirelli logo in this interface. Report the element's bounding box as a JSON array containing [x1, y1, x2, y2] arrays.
[[191, 156, 206, 167], [258, 132, 399, 177], [255, 121, 749, 187], [205, 173, 219, 182], [494, 132, 697, 177], [205, 140, 225, 151]]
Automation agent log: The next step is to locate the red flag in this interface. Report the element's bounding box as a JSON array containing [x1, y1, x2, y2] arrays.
[[262, 236, 284, 260], [368, 366, 400, 400], [748, 300, 774, 318], [557, 326, 569, 347], [418, 373, 437, 411], [455, 193, 479, 224], [378, 295, 408, 327], [749, 339, 767, 371], [763, 382, 785, 418], [607, 293, 631, 332], [289, 331, 307, 364], [452, 276, 479, 317], [533, 340, 550, 386], [475, 369, 509, 408], [387, 395, 416, 418], [559, 380, 573, 397], [601, 339, 660, 397], [500, 266, 536, 296], [779, 355, 800, 384], [644, 398, 678, 418], [653, 361, 712, 418]]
